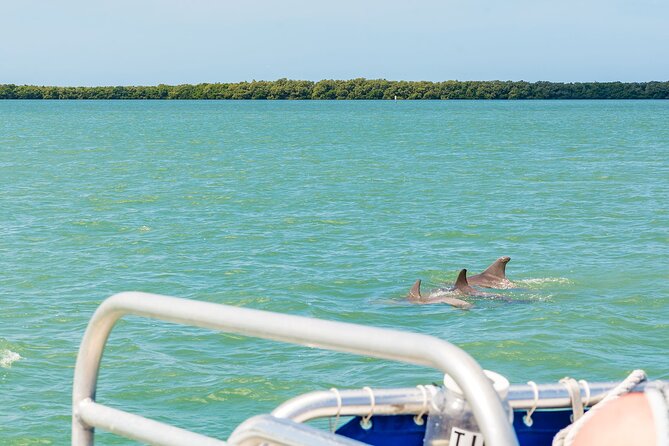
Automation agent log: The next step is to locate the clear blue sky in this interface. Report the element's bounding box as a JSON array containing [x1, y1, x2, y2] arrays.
[[1, 0, 667, 85]]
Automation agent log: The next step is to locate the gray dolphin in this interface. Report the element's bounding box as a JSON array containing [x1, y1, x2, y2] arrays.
[[466, 256, 513, 288], [407, 269, 477, 309]]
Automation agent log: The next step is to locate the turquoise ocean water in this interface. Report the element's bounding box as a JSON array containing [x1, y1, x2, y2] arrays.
[[1, 100, 668, 444]]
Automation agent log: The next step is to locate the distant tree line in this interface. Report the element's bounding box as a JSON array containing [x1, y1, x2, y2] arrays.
[[1, 79, 668, 100]]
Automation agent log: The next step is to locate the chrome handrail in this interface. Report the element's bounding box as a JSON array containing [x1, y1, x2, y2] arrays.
[[272, 382, 650, 423], [72, 292, 518, 446]]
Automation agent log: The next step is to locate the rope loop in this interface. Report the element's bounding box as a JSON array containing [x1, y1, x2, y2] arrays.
[[360, 386, 375, 430], [523, 380, 539, 427], [413, 385, 429, 425], [328, 388, 343, 433], [578, 379, 591, 408], [559, 377, 584, 422]]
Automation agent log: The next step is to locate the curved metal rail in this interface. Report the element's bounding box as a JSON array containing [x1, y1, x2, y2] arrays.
[[72, 292, 518, 446]]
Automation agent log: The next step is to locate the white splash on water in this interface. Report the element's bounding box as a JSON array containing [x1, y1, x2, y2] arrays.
[[515, 277, 573, 287], [490, 282, 516, 290], [0, 350, 22, 368]]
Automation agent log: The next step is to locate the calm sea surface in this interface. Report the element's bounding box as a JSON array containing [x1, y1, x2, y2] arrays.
[[1, 100, 668, 444]]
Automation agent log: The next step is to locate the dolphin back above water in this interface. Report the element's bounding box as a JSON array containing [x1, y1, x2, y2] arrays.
[[466, 256, 513, 288], [407, 269, 476, 309]]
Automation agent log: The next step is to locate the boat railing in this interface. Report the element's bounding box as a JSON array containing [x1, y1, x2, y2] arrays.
[[72, 291, 518, 446], [271, 381, 648, 423]]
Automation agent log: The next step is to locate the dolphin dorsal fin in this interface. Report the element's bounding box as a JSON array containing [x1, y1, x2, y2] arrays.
[[482, 257, 509, 279], [454, 269, 469, 290], [409, 279, 422, 300]]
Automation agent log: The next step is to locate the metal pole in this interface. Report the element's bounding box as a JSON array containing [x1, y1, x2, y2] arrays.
[[77, 399, 227, 446]]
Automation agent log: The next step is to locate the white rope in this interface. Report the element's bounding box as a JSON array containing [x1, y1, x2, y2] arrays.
[[552, 369, 647, 446], [560, 377, 584, 422], [328, 388, 342, 433], [414, 385, 429, 426], [578, 379, 591, 407], [523, 381, 539, 427], [360, 386, 375, 430]]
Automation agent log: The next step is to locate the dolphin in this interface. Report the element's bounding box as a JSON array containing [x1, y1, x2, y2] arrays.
[[466, 256, 513, 288], [407, 269, 478, 309]]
